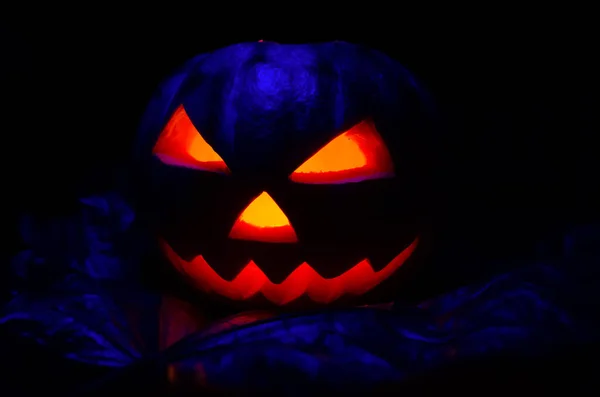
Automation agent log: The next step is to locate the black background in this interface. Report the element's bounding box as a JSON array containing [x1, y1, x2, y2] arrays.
[[3, 10, 596, 287], [0, 7, 598, 394]]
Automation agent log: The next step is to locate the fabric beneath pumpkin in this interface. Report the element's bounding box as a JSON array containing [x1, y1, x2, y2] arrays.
[[158, 264, 578, 393], [1, 192, 599, 394]]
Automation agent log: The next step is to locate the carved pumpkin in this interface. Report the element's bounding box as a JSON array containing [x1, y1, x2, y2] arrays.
[[134, 41, 432, 308]]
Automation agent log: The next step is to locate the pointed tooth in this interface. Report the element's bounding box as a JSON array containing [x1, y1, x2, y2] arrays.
[[367, 232, 421, 272], [251, 243, 304, 284], [367, 242, 405, 272], [262, 263, 316, 304], [202, 244, 251, 282], [229, 261, 268, 299], [157, 235, 201, 262], [302, 246, 362, 279]]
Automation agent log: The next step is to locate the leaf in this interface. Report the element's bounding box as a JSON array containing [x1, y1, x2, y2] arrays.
[[0, 276, 150, 367], [12, 191, 145, 283], [161, 264, 583, 393]]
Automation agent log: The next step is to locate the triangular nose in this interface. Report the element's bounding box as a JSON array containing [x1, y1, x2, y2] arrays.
[[228, 192, 298, 243]]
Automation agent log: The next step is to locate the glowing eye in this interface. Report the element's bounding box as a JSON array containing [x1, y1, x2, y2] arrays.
[[289, 120, 394, 184], [152, 105, 230, 174]]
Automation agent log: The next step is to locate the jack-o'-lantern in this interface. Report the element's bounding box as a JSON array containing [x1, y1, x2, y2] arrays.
[[134, 41, 433, 308]]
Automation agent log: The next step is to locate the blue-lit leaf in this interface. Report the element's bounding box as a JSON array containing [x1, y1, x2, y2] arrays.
[[160, 263, 581, 392], [0, 277, 148, 367], [12, 192, 144, 282]]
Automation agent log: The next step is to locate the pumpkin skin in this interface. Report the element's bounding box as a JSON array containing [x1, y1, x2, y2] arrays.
[[134, 41, 432, 309]]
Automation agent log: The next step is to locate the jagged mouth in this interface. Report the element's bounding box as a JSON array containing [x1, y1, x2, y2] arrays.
[[160, 237, 419, 305]]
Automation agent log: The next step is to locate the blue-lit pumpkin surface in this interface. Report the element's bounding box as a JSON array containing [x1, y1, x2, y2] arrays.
[[134, 41, 432, 307]]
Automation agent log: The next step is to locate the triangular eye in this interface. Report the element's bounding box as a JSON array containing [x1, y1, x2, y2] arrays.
[[289, 119, 394, 184], [152, 105, 230, 174]]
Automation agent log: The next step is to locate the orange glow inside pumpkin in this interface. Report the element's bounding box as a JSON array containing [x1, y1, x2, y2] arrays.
[[289, 119, 394, 184], [229, 192, 298, 243], [152, 105, 230, 174], [161, 237, 418, 305]]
